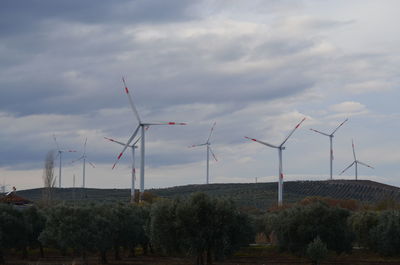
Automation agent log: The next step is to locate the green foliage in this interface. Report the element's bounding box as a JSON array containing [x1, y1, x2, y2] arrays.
[[271, 202, 353, 254], [348, 211, 379, 248], [369, 210, 400, 256], [39, 203, 149, 263], [0, 204, 29, 262], [150, 193, 255, 265], [39, 204, 97, 258], [150, 199, 184, 254], [111, 203, 149, 257], [306, 237, 328, 265]]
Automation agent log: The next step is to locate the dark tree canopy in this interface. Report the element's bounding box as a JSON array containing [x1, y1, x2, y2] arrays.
[[150, 193, 255, 265]]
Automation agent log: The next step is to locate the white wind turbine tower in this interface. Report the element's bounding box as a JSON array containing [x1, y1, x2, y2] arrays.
[[309, 118, 348, 180], [339, 139, 374, 180], [53, 134, 77, 188], [105, 136, 141, 203], [189, 122, 218, 184], [71, 138, 95, 188], [245, 118, 306, 206], [112, 77, 186, 201]]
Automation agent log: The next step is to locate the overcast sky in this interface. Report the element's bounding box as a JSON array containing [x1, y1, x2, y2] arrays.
[[1, 0, 400, 192]]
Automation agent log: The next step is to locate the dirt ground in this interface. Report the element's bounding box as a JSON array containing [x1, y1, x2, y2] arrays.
[[3, 247, 400, 265]]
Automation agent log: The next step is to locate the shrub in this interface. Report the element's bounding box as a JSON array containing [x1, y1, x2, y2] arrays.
[[306, 237, 328, 265]]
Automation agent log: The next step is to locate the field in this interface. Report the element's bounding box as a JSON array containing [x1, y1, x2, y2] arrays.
[[16, 179, 400, 210], [4, 246, 400, 265]]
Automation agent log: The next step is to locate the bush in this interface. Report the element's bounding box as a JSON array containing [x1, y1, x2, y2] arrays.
[[370, 210, 400, 256], [348, 211, 379, 249], [150, 193, 255, 265], [272, 201, 353, 254], [306, 237, 328, 265]]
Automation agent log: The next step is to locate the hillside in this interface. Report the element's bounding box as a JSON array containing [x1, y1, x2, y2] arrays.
[[12, 180, 400, 210]]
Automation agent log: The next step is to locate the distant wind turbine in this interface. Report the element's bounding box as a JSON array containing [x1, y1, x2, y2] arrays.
[[105, 136, 141, 203], [189, 122, 218, 184], [71, 138, 95, 188], [112, 77, 186, 201], [340, 139, 373, 180], [310, 118, 348, 180], [53, 134, 76, 188], [245, 118, 306, 206]]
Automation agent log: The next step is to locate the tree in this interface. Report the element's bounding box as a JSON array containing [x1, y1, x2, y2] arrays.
[[0, 204, 28, 263], [348, 211, 379, 249], [150, 193, 255, 265], [150, 199, 184, 255], [42, 150, 56, 205], [306, 237, 328, 265], [369, 210, 400, 256], [22, 206, 46, 258], [40, 205, 97, 264], [110, 203, 149, 259], [91, 205, 114, 264], [272, 202, 353, 254]]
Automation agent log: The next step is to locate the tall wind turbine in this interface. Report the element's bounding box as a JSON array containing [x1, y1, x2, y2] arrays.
[[71, 138, 95, 188], [339, 139, 373, 180], [53, 134, 76, 188], [245, 118, 306, 206], [105, 136, 141, 203], [310, 118, 348, 180], [189, 122, 218, 184], [112, 77, 186, 201]]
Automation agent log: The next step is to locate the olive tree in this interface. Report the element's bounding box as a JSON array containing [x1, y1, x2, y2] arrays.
[[150, 193, 254, 265], [272, 202, 353, 254]]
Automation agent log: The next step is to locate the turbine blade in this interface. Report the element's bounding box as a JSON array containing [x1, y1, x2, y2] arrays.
[[309, 128, 330, 137], [70, 156, 84, 164], [352, 139, 357, 161], [206, 122, 217, 143], [358, 161, 374, 169], [112, 125, 140, 169], [104, 137, 129, 147], [331, 118, 348, 135], [188, 143, 207, 148], [122, 77, 141, 124], [88, 161, 96, 168], [52, 134, 61, 151], [209, 146, 218, 162], [339, 161, 355, 175], [280, 117, 306, 147], [83, 138, 87, 155], [132, 136, 142, 146], [145, 122, 187, 125], [244, 137, 278, 148]]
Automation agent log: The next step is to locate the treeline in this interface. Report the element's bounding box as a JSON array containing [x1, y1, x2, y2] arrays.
[[0, 193, 254, 265], [1, 194, 400, 265], [257, 197, 400, 264]]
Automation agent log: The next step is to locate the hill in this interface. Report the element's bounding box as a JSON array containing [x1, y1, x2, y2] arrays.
[[12, 180, 400, 210]]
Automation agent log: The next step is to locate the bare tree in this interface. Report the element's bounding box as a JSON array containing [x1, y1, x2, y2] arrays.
[[42, 150, 56, 205]]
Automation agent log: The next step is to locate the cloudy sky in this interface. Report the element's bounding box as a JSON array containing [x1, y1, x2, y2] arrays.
[[1, 0, 400, 192]]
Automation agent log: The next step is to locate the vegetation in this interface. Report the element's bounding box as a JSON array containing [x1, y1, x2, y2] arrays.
[[2, 188, 400, 264], [16, 180, 400, 210], [150, 193, 254, 265], [306, 237, 328, 265]]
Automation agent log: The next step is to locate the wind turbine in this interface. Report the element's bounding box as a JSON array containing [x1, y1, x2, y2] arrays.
[[189, 122, 218, 184], [71, 138, 95, 188], [245, 117, 306, 206], [105, 136, 141, 203], [310, 118, 348, 180], [53, 134, 77, 188], [339, 139, 373, 180], [112, 77, 186, 201]]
